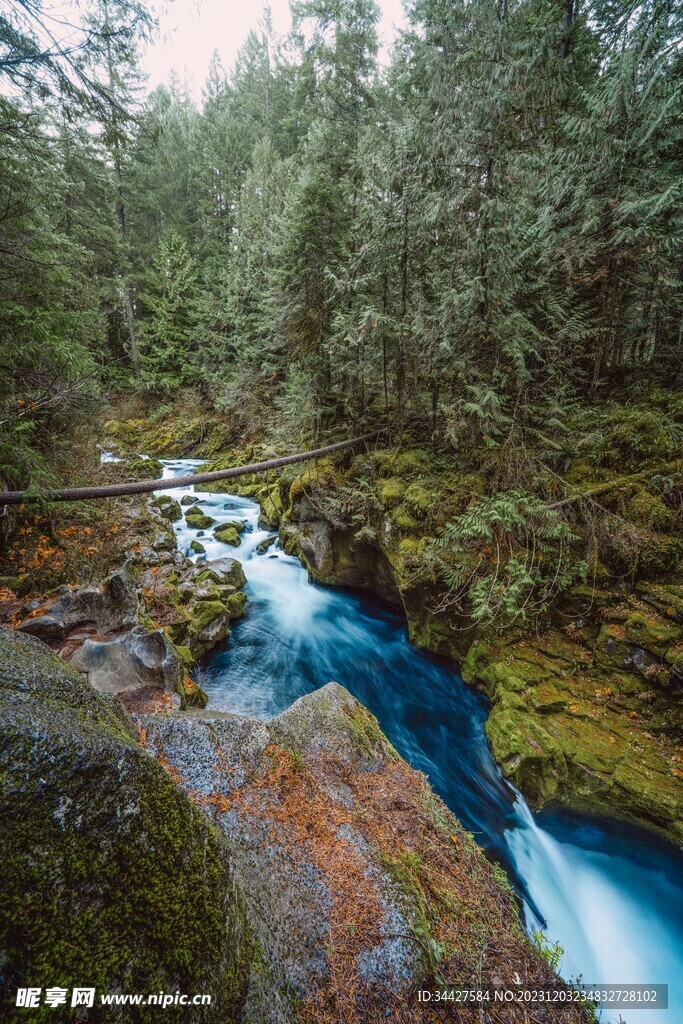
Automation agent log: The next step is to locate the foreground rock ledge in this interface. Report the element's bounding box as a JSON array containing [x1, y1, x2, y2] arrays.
[[141, 685, 588, 1023], [1, 627, 588, 1023], [0, 627, 251, 1023]]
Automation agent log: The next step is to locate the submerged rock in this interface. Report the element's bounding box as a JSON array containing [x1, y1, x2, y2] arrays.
[[0, 627, 251, 1021]]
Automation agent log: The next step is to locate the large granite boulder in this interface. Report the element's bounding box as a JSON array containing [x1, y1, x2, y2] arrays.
[[140, 683, 588, 1024], [0, 627, 251, 1022]]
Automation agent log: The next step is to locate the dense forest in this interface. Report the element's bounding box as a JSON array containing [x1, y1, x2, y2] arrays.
[[2, 4, 683, 1018], [2, 0, 682, 485]]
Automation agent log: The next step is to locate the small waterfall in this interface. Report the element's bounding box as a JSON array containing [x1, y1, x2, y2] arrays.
[[506, 797, 683, 1022]]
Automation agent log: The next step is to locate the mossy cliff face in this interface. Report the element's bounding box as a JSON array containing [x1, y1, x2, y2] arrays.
[[0, 627, 251, 1023], [140, 683, 589, 1024], [462, 625, 683, 842], [277, 452, 480, 660], [276, 450, 683, 843]]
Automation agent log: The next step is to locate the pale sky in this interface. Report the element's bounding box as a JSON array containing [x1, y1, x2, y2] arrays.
[[143, 0, 408, 99]]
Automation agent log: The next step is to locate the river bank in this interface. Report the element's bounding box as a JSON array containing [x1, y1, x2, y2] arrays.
[[1, 456, 607, 1023], [2, 422, 683, 1019]]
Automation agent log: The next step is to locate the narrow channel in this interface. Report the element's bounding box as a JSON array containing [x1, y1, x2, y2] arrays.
[[158, 459, 683, 1024]]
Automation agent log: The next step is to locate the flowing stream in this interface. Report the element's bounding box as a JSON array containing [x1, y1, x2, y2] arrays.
[[156, 459, 683, 1023]]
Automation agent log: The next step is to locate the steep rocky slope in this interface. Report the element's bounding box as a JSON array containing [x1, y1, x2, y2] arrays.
[[270, 452, 683, 844]]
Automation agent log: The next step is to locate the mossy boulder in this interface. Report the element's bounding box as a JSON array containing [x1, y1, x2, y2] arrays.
[[196, 557, 247, 592], [624, 611, 680, 657], [136, 557, 248, 661], [187, 600, 231, 657], [0, 627, 251, 1022], [120, 456, 164, 481], [256, 536, 276, 555], [378, 477, 404, 509], [150, 496, 182, 522], [181, 495, 200, 506], [213, 522, 244, 546], [256, 485, 284, 528], [189, 539, 206, 554], [222, 592, 248, 619], [185, 508, 216, 531]]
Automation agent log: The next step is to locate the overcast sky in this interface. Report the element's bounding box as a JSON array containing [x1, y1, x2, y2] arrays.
[[142, 0, 407, 99], [139, 0, 405, 96]]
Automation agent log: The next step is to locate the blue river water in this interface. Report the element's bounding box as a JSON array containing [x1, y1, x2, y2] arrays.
[[156, 460, 683, 1023]]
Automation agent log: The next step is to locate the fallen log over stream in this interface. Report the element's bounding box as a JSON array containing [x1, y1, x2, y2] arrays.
[[0, 432, 381, 506]]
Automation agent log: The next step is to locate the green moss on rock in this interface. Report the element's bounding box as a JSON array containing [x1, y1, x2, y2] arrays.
[[213, 522, 244, 546], [185, 509, 216, 531], [0, 627, 251, 1022]]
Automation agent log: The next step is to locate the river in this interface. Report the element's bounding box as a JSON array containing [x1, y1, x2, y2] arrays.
[[156, 458, 683, 1024]]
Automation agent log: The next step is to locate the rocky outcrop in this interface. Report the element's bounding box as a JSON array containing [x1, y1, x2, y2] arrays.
[[137, 556, 248, 660], [278, 459, 683, 845], [17, 562, 141, 640], [140, 682, 588, 1024], [14, 553, 249, 707], [280, 515, 402, 607], [1, 627, 588, 1024], [462, 620, 683, 843], [0, 627, 252, 1022], [70, 626, 184, 698], [150, 495, 182, 522]]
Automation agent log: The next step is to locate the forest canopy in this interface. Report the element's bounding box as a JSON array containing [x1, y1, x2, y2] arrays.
[[1, 0, 682, 489]]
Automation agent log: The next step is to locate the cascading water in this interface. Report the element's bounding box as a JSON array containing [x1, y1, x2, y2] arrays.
[[157, 458, 683, 1023]]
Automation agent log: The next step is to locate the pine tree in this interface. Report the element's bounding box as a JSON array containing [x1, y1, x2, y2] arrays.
[[138, 233, 198, 394]]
